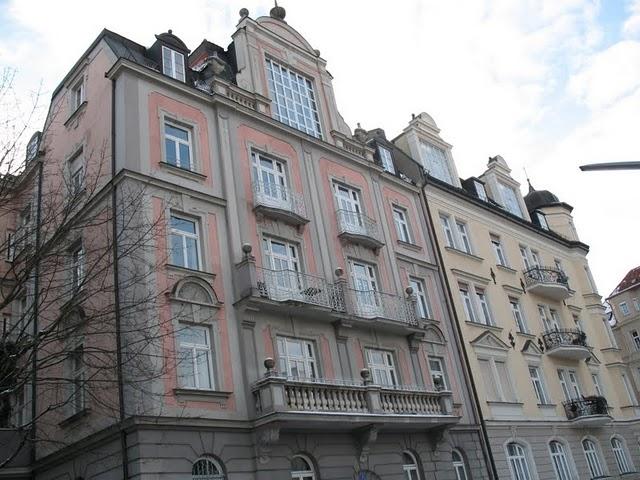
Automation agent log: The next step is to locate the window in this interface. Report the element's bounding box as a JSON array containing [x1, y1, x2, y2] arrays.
[[350, 261, 381, 316], [428, 357, 448, 390], [378, 146, 395, 174], [592, 373, 604, 397], [510, 298, 527, 333], [582, 439, 604, 479], [452, 449, 469, 480], [17, 205, 32, 251], [366, 349, 397, 386], [498, 183, 523, 217], [474, 181, 487, 201], [277, 337, 317, 379], [71, 78, 84, 111], [177, 325, 214, 390], [440, 215, 456, 248], [252, 152, 290, 209], [573, 314, 584, 332], [393, 206, 412, 243], [549, 441, 573, 480], [261, 237, 302, 298], [549, 309, 562, 330], [459, 284, 477, 323], [69, 344, 85, 415], [491, 235, 507, 266], [164, 122, 193, 170], [162, 46, 186, 82], [634, 298, 640, 311], [266, 58, 321, 138], [621, 372, 637, 405], [334, 183, 365, 234], [557, 369, 581, 400], [420, 141, 452, 184], [520, 245, 540, 269], [291, 455, 315, 480], [402, 451, 421, 480], [456, 221, 472, 254], [70, 156, 84, 196], [529, 366, 549, 404], [5, 231, 14, 261], [71, 244, 84, 292], [620, 302, 630, 316], [475, 288, 494, 326], [611, 437, 632, 474], [506, 442, 533, 480], [169, 215, 200, 270], [192, 457, 225, 480], [535, 211, 549, 230], [479, 358, 516, 402], [531, 250, 541, 267], [410, 277, 432, 319], [12, 383, 29, 427], [539, 305, 559, 332], [631, 330, 640, 351]]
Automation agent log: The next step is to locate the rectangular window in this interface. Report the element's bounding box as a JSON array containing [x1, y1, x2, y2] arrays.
[[531, 250, 541, 267], [393, 206, 412, 243], [498, 182, 523, 217], [440, 214, 455, 248], [478, 358, 499, 401], [350, 261, 381, 317], [266, 58, 321, 138], [529, 366, 549, 404], [69, 151, 84, 195], [419, 142, 452, 184], [252, 151, 290, 209], [6, 231, 15, 261], [495, 360, 517, 402], [69, 344, 85, 415], [459, 284, 477, 323], [71, 244, 84, 291], [631, 331, 640, 351], [475, 288, 493, 326], [366, 349, 397, 386], [378, 146, 395, 174], [592, 373, 604, 397], [491, 235, 507, 266], [520, 246, 532, 270], [620, 302, 630, 316], [456, 221, 472, 254], [535, 211, 549, 230], [334, 183, 365, 235], [634, 298, 640, 311], [554, 258, 564, 272], [12, 383, 29, 427], [169, 215, 200, 270], [164, 122, 193, 170], [428, 357, 449, 390], [177, 325, 213, 390], [621, 372, 637, 405], [410, 277, 432, 319], [277, 337, 317, 379], [510, 298, 527, 333], [474, 180, 487, 201], [71, 79, 84, 111], [162, 46, 185, 81]]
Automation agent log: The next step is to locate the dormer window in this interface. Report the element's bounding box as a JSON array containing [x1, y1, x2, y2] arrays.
[[497, 182, 523, 218], [265, 58, 322, 138], [162, 46, 185, 82], [419, 141, 452, 184], [474, 180, 487, 201], [535, 211, 549, 230], [378, 146, 395, 174]]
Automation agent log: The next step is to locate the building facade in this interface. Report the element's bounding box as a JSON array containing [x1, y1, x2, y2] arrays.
[[390, 112, 640, 480], [0, 5, 491, 480]]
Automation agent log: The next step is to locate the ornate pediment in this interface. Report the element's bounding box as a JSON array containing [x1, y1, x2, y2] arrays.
[[470, 331, 510, 356], [521, 339, 543, 362]]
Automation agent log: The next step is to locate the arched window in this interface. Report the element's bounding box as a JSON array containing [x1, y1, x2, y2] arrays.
[[506, 442, 533, 480], [402, 451, 421, 480], [611, 437, 632, 474], [582, 439, 604, 479], [548, 441, 572, 480], [291, 454, 315, 480], [452, 449, 469, 480], [192, 457, 225, 480]]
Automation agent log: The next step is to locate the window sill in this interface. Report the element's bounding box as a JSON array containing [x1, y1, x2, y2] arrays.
[[59, 407, 90, 427], [165, 264, 216, 280], [516, 331, 536, 339], [486, 401, 523, 406], [537, 403, 557, 408], [496, 264, 517, 274], [64, 101, 88, 127], [174, 388, 233, 402], [397, 240, 422, 252], [465, 321, 502, 332], [158, 161, 207, 181], [444, 246, 483, 262]]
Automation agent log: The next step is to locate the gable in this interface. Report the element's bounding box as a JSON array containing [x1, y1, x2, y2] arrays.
[[470, 331, 510, 351]]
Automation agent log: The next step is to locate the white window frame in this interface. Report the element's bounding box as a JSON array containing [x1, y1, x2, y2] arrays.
[[68, 150, 84, 196], [162, 46, 186, 82], [252, 151, 290, 210], [350, 260, 382, 317], [366, 348, 398, 387], [475, 287, 494, 326], [498, 182, 523, 218], [428, 356, 449, 391], [277, 336, 317, 380], [506, 442, 534, 480], [69, 343, 85, 415], [620, 302, 630, 316], [177, 324, 215, 390], [192, 457, 225, 480], [459, 284, 477, 324], [634, 298, 640, 311], [71, 243, 84, 292], [266, 58, 322, 138], [621, 372, 637, 405], [6, 231, 15, 261], [535, 211, 549, 230], [611, 437, 632, 474], [479, 356, 517, 402], [169, 215, 201, 270], [582, 439, 605, 479], [592, 373, 604, 397], [528, 365, 549, 405], [474, 180, 487, 201], [378, 146, 395, 174], [402, 451, 421, 480], [452, 449, 469, 480], [393, 205, 412, 243], [291, 454, 316, 480], [549, 441, 573, 480], [440, 214, 456, 248], [71, 78, 85, 112], [419, 141, 452, 184], [510, 298, 528, 333], [631, 330, 640, 351], [12, 383, 30, 427], [164, 121, 193, 170], [491, 235, 508, 266], [557, 369, 581, 400], [410, 277, 432, 319], [455, 221, 472, 254]]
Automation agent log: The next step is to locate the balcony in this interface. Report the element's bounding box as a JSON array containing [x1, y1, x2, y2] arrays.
[[523, 266, 572, 300], [252, 372, 458, 432], [563, 396, 611, 427], [252, 181, 308, 226], [542, 329, 590, 360], [343, 287, 418, 331], [336, 210, 384, 250]]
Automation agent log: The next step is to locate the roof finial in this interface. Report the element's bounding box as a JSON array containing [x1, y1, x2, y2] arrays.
[[524, 167, 534, 193], [270, 0, 286, 20]]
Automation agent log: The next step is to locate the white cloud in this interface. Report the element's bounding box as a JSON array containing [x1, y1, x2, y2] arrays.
[[623, 0, 640, 37]]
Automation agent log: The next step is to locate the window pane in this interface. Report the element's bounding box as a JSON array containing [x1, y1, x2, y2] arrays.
[[165, 123, 188, 140], [165, 138, 177, 164], [171, 216, 196, 234], [178, 347, 195, 388], [195, 350, 212, 389]]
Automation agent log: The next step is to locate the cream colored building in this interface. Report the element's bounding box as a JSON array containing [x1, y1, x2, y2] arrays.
[[392, 113, 640, 480]]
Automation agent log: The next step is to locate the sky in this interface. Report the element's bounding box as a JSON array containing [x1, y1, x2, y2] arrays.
[[1, 0, 639, 296]]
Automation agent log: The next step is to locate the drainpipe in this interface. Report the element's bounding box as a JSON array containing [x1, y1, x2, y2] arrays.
[[416, 170, 498, 480], [110, 75, 129, 479]]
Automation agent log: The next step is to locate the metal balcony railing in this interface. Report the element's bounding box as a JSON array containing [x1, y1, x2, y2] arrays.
[[345, 288, 417, 325], [542, 329, 588, 350], [563, 396, 609, 421], [523, 266, 569, 288], [252, 181, 307, 219], [336, 209, 381, 243]]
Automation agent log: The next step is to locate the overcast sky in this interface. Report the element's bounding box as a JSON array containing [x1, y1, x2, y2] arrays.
[[1, 0, 639, 296]]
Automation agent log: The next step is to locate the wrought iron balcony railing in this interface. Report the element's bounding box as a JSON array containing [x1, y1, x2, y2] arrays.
[[524, 266, 569, 288], [563, 396, 609, 421], [344, 288, 417, 325], [252, 181, 307, 220], [336, 209, 382, 246], [542, 329, 588, 350]]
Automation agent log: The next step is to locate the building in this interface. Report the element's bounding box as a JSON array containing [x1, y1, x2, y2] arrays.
[[390, 112, 640, 480], [0, 5, 492, 480]]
